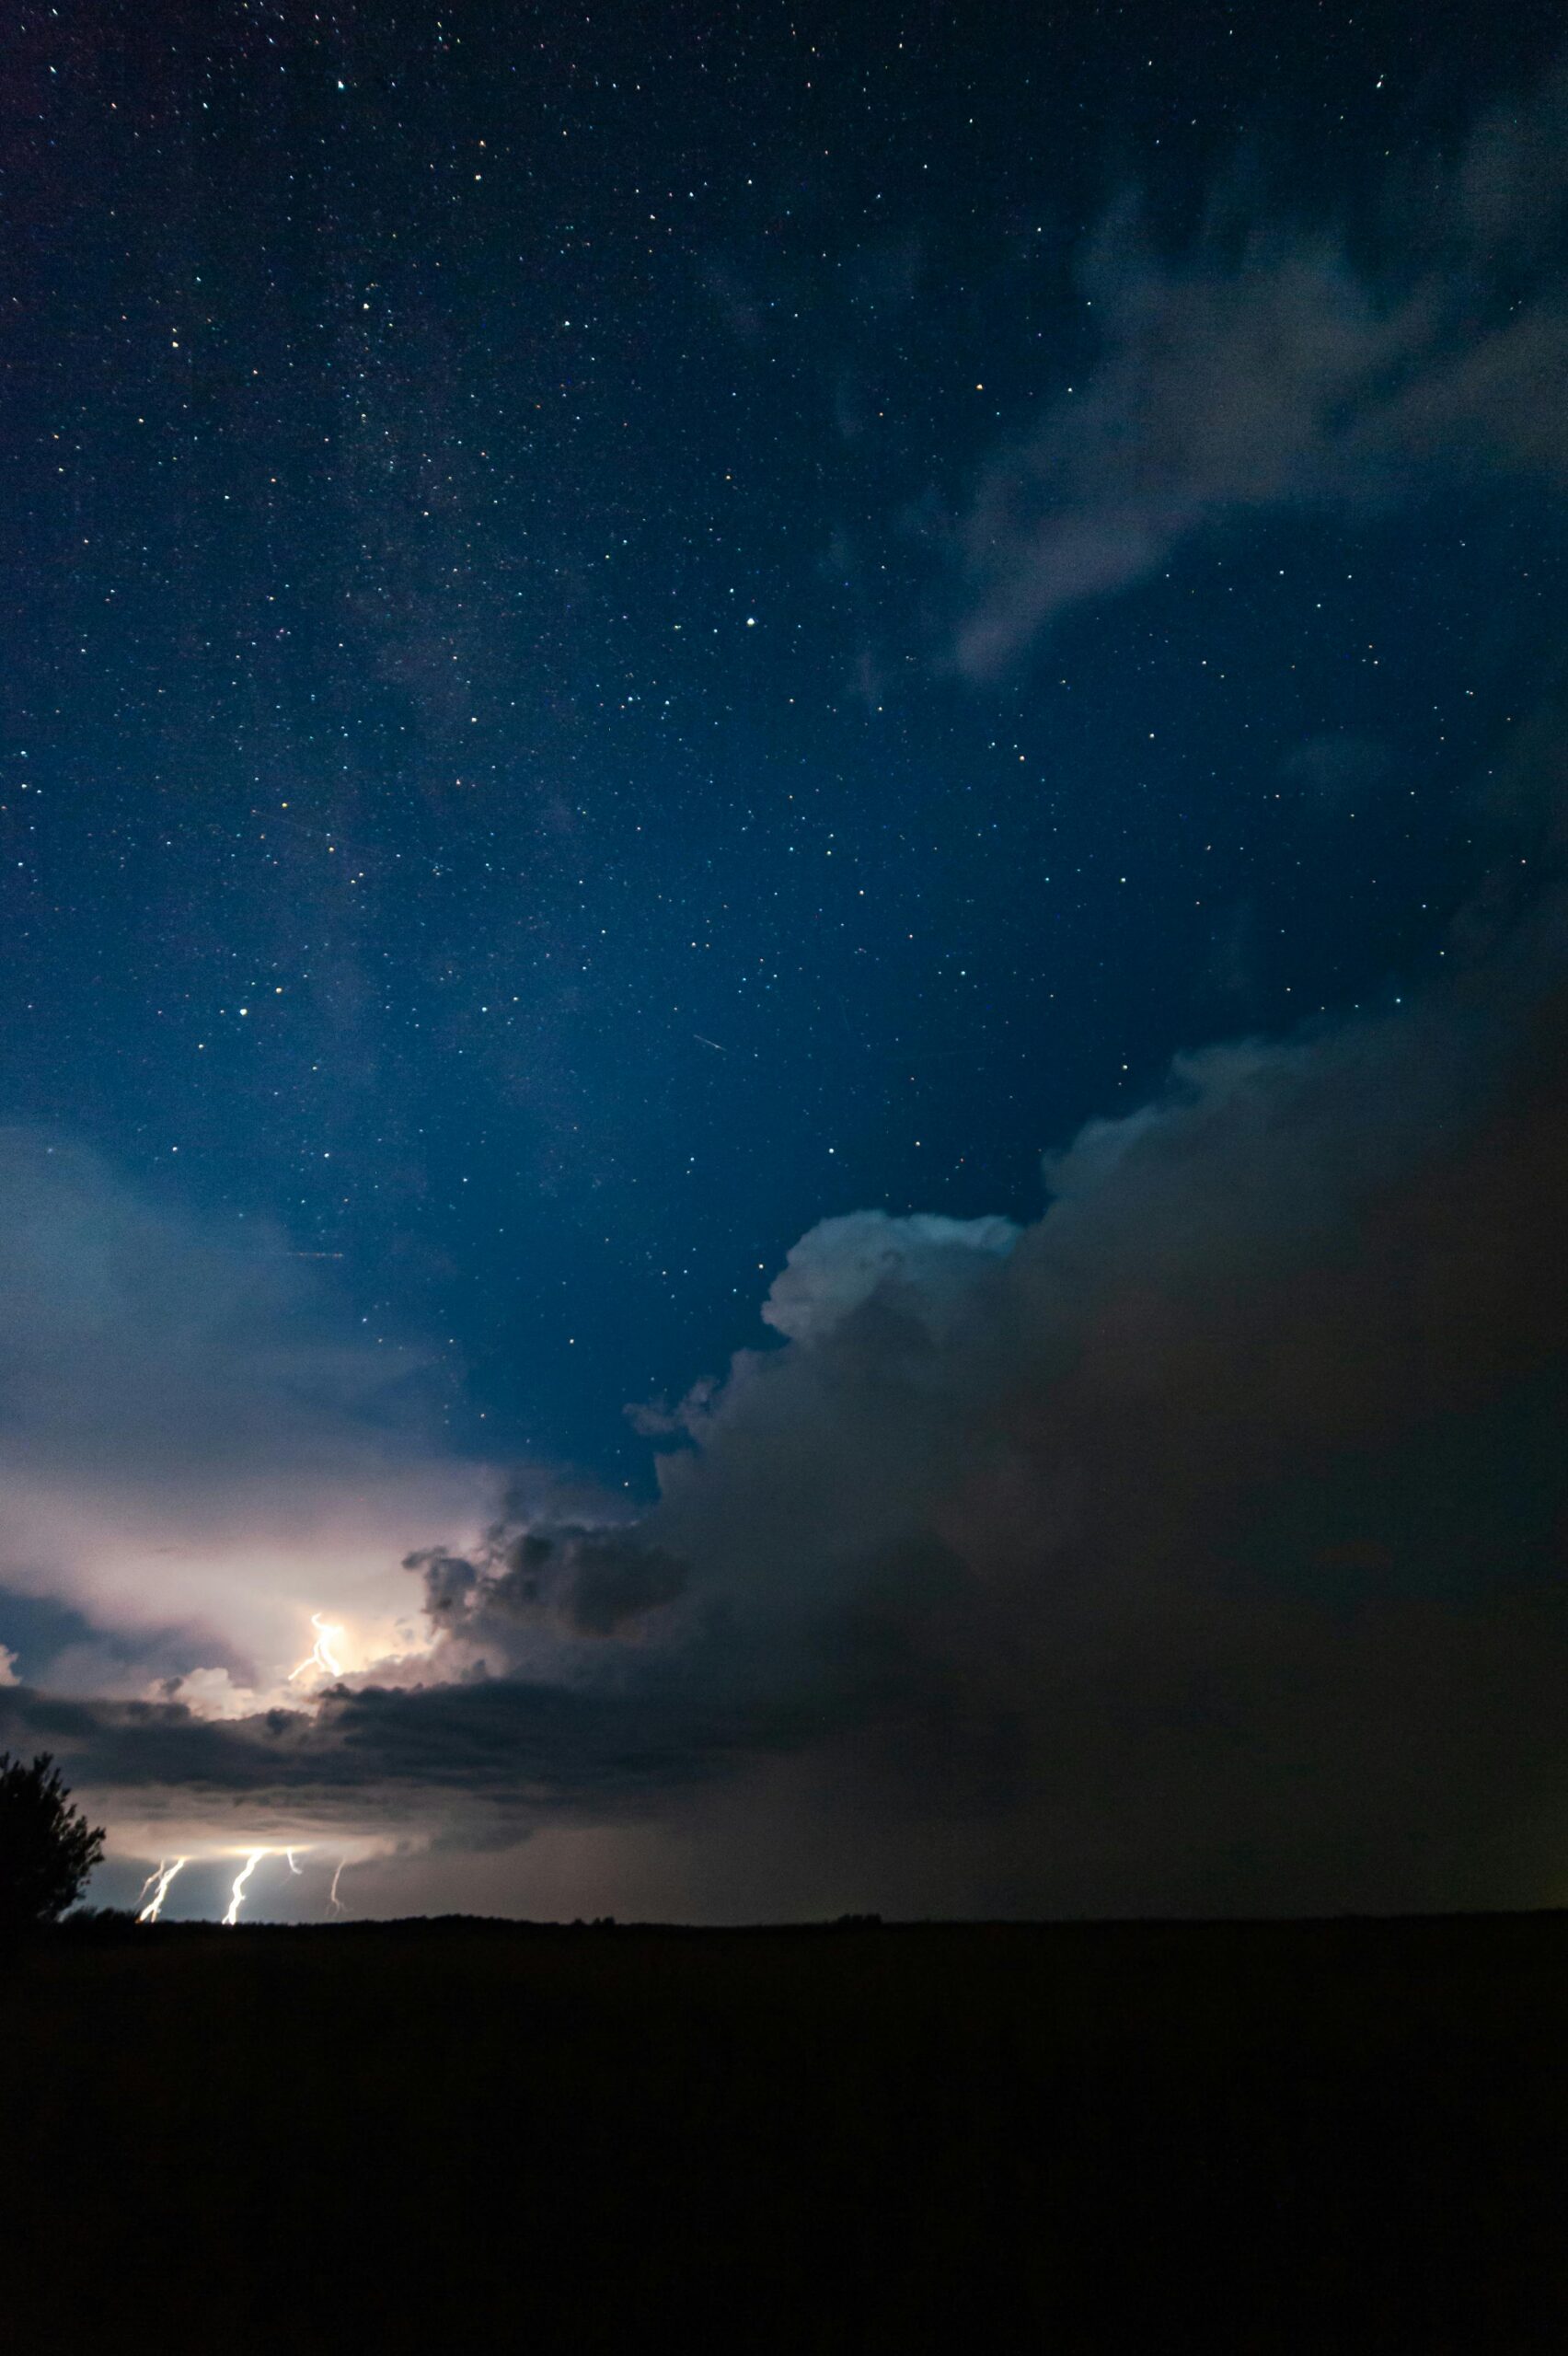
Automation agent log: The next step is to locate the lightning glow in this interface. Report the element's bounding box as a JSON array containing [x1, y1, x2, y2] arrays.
[[136, 1858, 186, 1923], [292, 1611, 346, 1681], [224, 1849, 266, 1926]]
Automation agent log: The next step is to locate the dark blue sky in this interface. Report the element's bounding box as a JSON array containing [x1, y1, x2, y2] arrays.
[[6, 0, 1560, 1483]]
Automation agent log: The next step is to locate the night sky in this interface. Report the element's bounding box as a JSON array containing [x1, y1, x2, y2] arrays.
[[4, 1, 1567, 1923]]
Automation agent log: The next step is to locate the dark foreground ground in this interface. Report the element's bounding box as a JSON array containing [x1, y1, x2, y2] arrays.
[[7, 1911, 1568, 2351]]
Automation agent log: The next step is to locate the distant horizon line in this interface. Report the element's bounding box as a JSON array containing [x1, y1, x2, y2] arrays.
[[52, 1903, 1568, 1936]]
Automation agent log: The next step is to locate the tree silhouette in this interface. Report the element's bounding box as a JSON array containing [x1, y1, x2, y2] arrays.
[[0, 1752, 106, 1932]]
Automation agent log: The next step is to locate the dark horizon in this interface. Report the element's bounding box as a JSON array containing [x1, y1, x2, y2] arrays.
[[17, 1901, 1567, 2347]]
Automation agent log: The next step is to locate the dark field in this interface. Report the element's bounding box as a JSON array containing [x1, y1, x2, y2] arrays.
[[8, 1912, 1568, 2351]]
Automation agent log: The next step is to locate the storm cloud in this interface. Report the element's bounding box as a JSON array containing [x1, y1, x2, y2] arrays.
[[17, 698, 1568, 1917]]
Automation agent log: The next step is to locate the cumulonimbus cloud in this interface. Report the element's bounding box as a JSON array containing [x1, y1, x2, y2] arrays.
[[8, 702, 1566, 1915]]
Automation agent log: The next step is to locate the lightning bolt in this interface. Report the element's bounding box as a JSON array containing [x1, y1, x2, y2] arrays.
[[224, 1849, 266, 1926], [329, 1859, 349, 1918], [136, 1858, 186, 1923], [285, 1849, 304, 1876], [292, 1612, 345, 1681]]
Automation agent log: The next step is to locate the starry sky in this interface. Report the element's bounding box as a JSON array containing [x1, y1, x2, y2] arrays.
[[4, 1, 1568, 1923]]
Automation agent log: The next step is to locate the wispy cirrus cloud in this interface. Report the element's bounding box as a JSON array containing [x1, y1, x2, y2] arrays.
[[952, 59, 1568, 676]]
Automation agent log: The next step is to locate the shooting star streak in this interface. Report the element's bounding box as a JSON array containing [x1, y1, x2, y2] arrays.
[[137, 1859, 186, 1923], [224, 1850, 266, 1926]]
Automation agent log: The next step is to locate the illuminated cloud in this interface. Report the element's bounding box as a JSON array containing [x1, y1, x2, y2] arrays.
[[0, 1129, 492, 1710]]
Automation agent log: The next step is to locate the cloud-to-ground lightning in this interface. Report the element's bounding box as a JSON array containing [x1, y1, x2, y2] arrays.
[[329, 1859, 348, 1917], [292, 1612, 345, 1682], [224, 1849, 266, 1926], [136, 1858, 186, 1923]]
